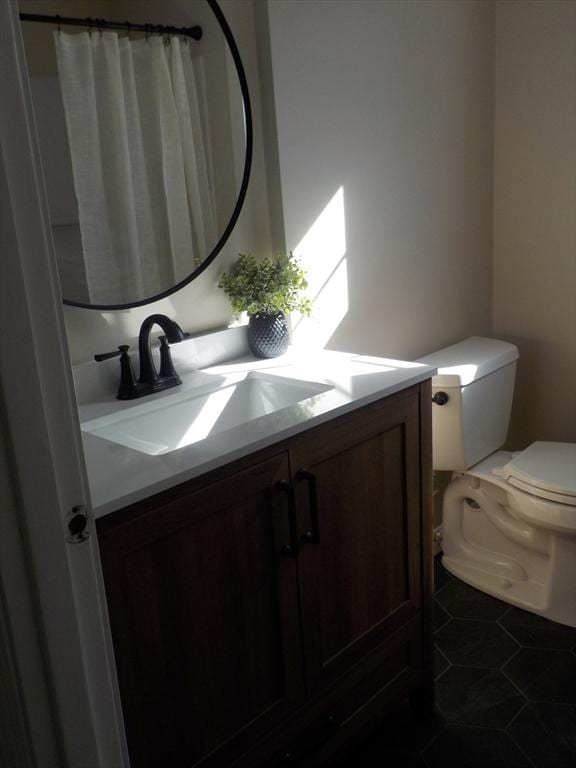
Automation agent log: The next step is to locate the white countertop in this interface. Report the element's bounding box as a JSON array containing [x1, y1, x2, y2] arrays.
[[78, 347, 435, 518]]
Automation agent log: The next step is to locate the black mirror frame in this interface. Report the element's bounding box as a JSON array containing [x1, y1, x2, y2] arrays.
[[62, 0, 253, 311]]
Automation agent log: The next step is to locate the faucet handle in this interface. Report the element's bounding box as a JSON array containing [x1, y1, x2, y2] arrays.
[[94, 345, 139, 400], [94, 344, 130, 362], [158, 336, 180, 380]]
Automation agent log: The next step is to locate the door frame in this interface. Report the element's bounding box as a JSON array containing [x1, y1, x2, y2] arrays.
[[0, 1, 128, 765]]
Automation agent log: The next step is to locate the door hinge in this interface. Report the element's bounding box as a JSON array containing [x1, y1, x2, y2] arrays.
[[65, 505, 91, 544]]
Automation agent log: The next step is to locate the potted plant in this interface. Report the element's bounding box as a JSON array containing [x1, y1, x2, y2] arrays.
[[219, 252, 312, 358]]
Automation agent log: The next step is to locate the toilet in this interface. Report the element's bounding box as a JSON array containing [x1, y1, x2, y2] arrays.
[[419, 337, 576, 628]]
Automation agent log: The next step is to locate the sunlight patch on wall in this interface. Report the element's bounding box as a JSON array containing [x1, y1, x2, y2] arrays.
[[292, 186, 348, 349]]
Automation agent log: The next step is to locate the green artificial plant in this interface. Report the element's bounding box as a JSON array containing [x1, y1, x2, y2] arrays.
[[218, 252, 312, 318]]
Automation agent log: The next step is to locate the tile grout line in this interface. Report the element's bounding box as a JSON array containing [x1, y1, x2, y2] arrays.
[[435, 613, 513, 625], [505, 706, 539, 768], [499, 644, 522, 672], [504, 699, 530, 732]]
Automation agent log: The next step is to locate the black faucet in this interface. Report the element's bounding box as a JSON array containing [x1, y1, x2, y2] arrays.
[[137, 314, 187, 390], [95, 314, 188, 400]]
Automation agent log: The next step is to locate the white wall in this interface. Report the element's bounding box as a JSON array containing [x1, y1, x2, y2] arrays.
[[263, 0, 495, 360], [494, 0, 576, 448]]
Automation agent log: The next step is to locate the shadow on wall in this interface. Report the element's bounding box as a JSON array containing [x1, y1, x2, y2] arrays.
[[291, 186, 349, 349]]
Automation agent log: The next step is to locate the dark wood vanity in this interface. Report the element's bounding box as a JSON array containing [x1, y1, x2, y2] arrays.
[[96, 380, 433, 767]]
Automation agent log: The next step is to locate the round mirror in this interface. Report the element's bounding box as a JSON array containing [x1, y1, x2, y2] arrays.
[[19, 0, 252, 309]]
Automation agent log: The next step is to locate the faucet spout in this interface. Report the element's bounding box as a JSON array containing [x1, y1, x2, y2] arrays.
[[138, 314, 187, 389]]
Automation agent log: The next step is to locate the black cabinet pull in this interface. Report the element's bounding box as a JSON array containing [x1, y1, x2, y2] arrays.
[[297, 469, 320, 545], [277, 481, 298, 558]]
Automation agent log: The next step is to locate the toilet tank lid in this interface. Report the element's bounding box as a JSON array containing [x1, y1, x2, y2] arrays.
[[494, 442, 576, 499], [418, 337, 518, 387]]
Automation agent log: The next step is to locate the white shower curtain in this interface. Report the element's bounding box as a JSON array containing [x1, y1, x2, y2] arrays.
[[54, 31, 216, 305]]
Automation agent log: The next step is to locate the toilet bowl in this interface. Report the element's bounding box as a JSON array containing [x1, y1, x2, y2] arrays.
[[442, 444, 576, 627], [419, 338, 576, 628]]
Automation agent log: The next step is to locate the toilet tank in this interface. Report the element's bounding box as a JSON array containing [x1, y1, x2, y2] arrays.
[[418, 337, 519, 471]]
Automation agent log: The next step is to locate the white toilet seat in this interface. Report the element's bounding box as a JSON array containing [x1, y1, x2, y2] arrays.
[[493, 441, 576, 506], [464, 447, 576, 535], [505, 475, 575, 507]]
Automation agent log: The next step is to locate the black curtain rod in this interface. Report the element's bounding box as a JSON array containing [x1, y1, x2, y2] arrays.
[[19, 13, 202, 40]]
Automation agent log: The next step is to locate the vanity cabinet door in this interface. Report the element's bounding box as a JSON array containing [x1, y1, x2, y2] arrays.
[[97, 452, 305, 768], [290, 386, 423, 696]]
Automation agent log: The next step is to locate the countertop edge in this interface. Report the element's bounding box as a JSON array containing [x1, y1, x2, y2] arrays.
[[88, 365, 435, 519]]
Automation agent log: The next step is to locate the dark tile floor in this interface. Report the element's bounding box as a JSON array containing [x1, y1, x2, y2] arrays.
[[348, 557, 576, 767]]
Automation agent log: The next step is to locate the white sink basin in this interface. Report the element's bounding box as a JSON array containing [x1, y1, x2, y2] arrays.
[[81, 371, 332, 455]]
